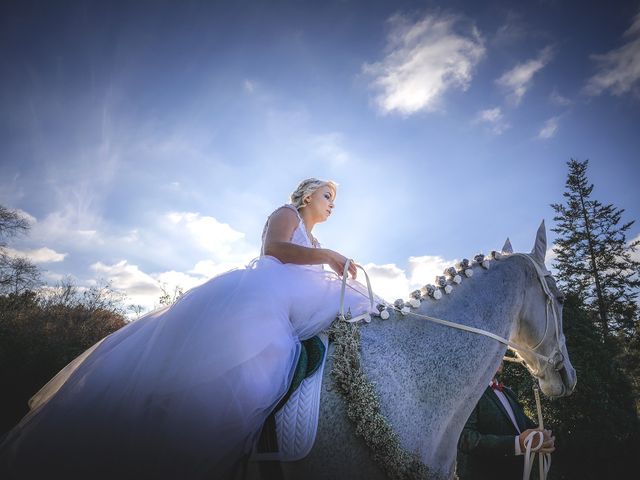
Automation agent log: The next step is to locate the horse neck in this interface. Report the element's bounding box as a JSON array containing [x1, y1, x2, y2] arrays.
[[358, 257, 528, 476]]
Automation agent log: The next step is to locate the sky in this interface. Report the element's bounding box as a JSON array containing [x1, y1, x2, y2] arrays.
[[1, 0, 639, 315]]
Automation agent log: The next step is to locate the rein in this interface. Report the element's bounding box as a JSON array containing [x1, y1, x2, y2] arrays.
[[337, 261, 375, 323], [337, 254, 566, 373]]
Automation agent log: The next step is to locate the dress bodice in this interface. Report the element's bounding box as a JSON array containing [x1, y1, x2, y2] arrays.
[[260, 204, 318, 254]]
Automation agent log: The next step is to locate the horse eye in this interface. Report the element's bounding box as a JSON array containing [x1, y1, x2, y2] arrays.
[[557, 294, 565, 304]]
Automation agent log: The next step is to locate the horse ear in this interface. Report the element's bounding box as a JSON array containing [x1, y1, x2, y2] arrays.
[[531, 220, 547, 264], [501, 238, 513, 254]]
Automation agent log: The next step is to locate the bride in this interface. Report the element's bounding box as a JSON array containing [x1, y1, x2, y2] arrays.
[[0, 178, 377, 479]]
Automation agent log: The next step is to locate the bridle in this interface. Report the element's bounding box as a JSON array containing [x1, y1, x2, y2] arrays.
[[338, 253, 566, 376], [512, 253, 566, 375]]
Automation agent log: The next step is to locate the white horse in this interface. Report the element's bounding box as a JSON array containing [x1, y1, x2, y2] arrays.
[[271, 221, 577, 480]]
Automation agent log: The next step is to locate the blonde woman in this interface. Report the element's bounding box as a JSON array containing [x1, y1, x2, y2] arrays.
[[0, 178, 377, 479]]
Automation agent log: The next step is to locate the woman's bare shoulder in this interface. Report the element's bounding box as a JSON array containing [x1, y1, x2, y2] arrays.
[[268, 205, 299, 224], [264, 205, 299, 242]]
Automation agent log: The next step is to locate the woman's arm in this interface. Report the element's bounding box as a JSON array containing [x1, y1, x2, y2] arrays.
[[263, 208, 357, 278]]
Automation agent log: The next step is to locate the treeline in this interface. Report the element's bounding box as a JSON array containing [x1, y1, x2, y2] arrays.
[[501, 159, 639, 479], [0, 205, 189, 434], [0, 208, 127, 433], [0, 289, 127, 432]]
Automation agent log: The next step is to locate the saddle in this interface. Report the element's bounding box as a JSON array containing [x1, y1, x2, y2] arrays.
[[252, 333, 328, 462]]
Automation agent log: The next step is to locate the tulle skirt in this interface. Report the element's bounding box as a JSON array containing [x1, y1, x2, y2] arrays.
[[0, 256, 375, 479]]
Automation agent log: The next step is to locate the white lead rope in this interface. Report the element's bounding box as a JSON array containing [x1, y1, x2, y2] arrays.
[[522, 430, 550, 480], [526, 386, 551, 480]]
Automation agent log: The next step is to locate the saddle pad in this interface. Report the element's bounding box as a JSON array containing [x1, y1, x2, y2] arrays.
[[252, 333, 328, 462]]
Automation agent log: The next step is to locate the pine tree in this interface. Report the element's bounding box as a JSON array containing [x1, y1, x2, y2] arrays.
[[551, 159, 640, 338]]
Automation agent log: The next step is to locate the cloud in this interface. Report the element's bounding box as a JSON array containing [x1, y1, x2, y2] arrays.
[[549, 88, 572, 106], [88, 257, 253, 314], [91, 260, 160, 297], [364, 12, 485, 115], [584, 12, 640, 97], [363, 262, 411, 302], [166, 212, 246, 257], [546, 245, 560, 274], [4, 246, 67, 263], [491, 12, 527, 47], [474, 107, 510, 135], [29, 207, 104, 248], [537, 116, 559, 139], [28, 204, 256, 274], [190, 259, 248, 278], [43, 271, 65, 282], [90, 260, 203, 312], [496, 46, 553, 105], [477, 107, 502, 123], [18, 204, 258, 315], [310, 133, 350, 167], [407, 255, 458, 286], [363, 255, 457, 302], [243, 79, 256, 93], [154, 270, 207, 293]]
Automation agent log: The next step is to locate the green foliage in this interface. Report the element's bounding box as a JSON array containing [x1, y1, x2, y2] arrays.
[[615, 321, 640, 413], [550, 158, 640, 337], [549, 158, 640, 437], [501, 295, 640, 479]]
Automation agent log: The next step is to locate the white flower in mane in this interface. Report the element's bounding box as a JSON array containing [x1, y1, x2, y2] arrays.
[[401, 249, 512, 306]]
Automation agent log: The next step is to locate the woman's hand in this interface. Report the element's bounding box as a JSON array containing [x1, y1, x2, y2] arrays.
[[325, 250, 358, 280]]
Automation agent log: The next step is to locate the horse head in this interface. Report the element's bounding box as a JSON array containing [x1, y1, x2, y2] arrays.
[[509, 220, 577, 399]]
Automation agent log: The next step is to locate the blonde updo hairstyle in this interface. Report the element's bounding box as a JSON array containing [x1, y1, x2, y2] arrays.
[[290, 178, 337, 210]]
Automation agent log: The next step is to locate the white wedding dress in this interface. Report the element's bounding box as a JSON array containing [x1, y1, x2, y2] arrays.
[[0, 204, 376, 479]]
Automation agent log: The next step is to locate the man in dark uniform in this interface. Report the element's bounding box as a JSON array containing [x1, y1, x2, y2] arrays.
[[456, 362, 555, 479]]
